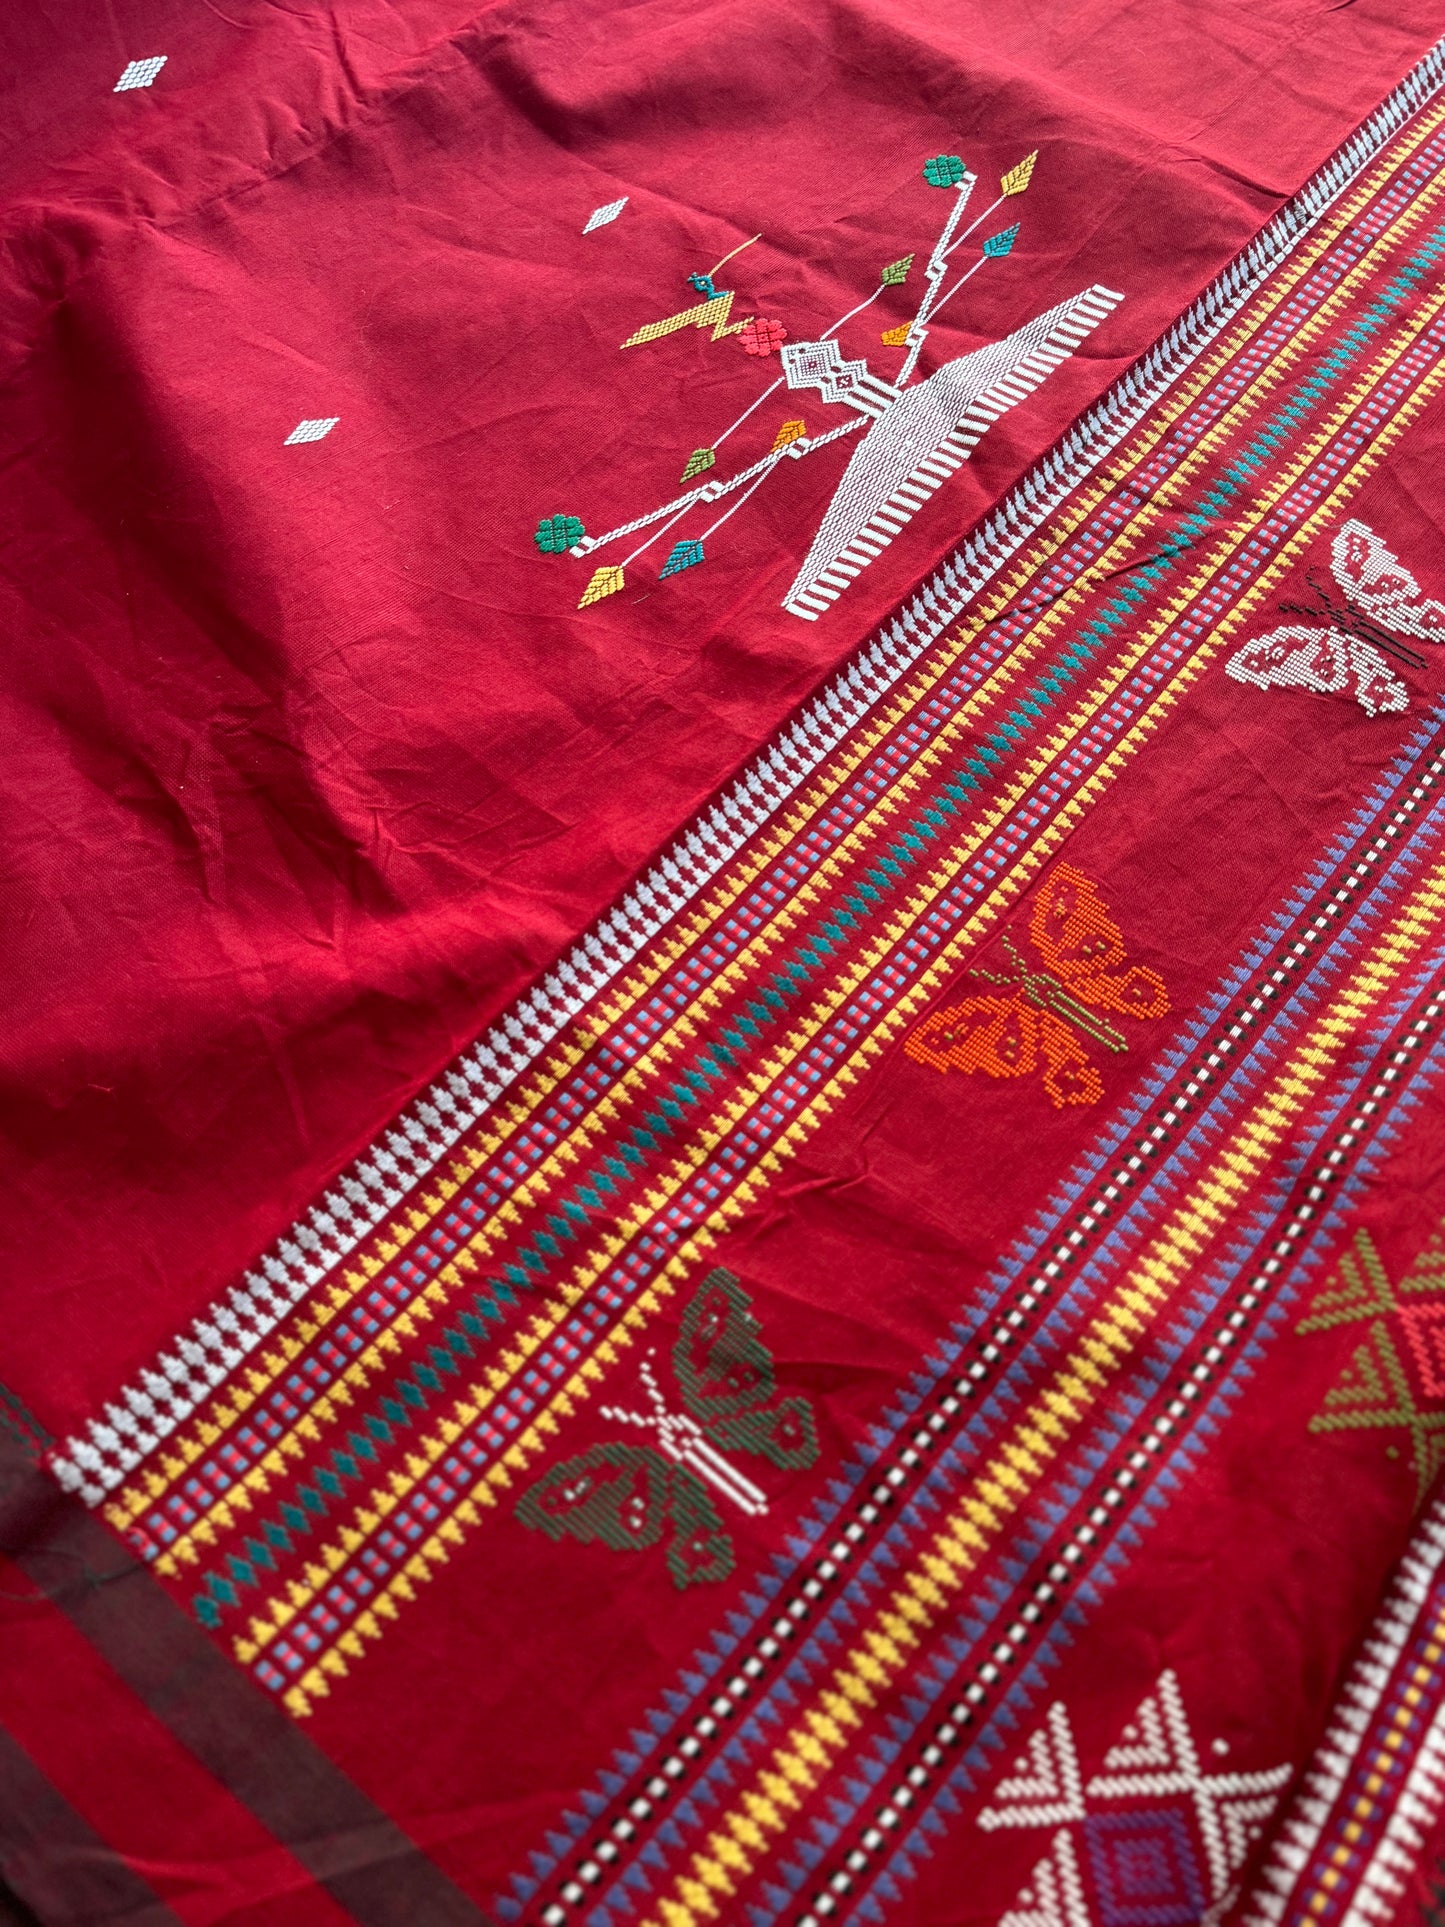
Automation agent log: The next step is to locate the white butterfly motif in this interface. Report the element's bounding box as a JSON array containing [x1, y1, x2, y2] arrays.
[[1226, 519, 1445, 717]]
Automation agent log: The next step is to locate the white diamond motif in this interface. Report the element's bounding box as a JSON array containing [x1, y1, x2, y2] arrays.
[[284, 417, 340, 446], [780, 337, 868, 401], [115, 57, 167, 91], [583, 197, 628, 234]]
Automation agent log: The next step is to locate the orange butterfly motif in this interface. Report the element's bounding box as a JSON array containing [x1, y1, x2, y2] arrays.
[[905, 864, 1169, 1108]]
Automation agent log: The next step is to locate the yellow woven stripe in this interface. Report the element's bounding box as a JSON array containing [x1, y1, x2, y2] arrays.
[[120, 105, 1445, 1540], [254, 307, 1445, 1710], [630, 863, 1445, 1926], [1299, 1607, 1445, 1899]]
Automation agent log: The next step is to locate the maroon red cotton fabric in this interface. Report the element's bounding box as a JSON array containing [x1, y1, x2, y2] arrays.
[[5, 4, 1445, 1924]]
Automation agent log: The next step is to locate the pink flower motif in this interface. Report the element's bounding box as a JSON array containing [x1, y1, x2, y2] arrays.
[[739, 318, 787, 357]]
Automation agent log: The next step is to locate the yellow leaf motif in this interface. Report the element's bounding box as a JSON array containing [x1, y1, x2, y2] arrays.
[[880, 323, 912, 347], [579, 565, 625, 608], [1001, 150, 1038, 197], [770, 419, 806, 452]]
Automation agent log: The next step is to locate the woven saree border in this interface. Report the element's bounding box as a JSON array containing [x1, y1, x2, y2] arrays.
[[783, 949, 1445, 1927], [47, 32, 1445, 1505], [149, 321, 1438, 1716], [497, 147, 1445, 1909], [1242, 1496, 1445, 1927], [111, 107, 1445, 1585], [771, 828, 1445, 1920], [26, 49, 1442, 1754], [508, 711, 1445, 1923]]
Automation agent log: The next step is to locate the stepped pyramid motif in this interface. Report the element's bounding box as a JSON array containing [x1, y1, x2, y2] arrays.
[[781, 283, 1120, 618]]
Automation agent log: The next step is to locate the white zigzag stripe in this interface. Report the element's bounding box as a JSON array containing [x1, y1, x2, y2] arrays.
[[49, 34, 1445, 1502], [1241, 1497, 1445, 1926]]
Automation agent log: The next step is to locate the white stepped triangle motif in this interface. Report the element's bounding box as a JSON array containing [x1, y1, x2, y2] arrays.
[[1087, 1670, 1293, 1905], [1000, 1830, 1091, 1927], [782, 283, 1123, 620], [984, 1672, 1294, 1927], [979, 1702, 1087, 1830], [1087, 1670, 1201, 1798], [1095, 1679, 1178, 1775], [1218, 1791, 1292, 1886]]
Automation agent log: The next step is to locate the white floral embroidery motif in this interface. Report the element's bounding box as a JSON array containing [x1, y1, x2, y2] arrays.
[[979, 1672, 1290, 1927], [1226, 519, 1445, 717]]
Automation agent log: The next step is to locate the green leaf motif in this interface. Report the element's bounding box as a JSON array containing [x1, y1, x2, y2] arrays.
[[923, 154, 966, 188], [534, 513, 584, 554]]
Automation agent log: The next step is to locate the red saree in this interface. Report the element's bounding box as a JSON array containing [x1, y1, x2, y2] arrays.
[[5, 3, 1445, 1923]]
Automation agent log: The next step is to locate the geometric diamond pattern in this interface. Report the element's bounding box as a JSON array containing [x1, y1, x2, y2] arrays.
[[659, 539, 705, 580], [115, 56, 167, 91], [1001, 150, 1039, 197], [583, 197, 628, 234], [983, 1673, 1291, 1927], [779, 337, 870, 403], [1083, 1811, 1206, 1927], [578, 564, 625, 608], [1086, 1672, 1291, 1906], [283, 418, 339, 446], [769, 419, 807, 453]]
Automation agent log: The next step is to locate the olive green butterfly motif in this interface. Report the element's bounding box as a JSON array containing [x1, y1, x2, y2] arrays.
[[515, 1269, 820, 1588]]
